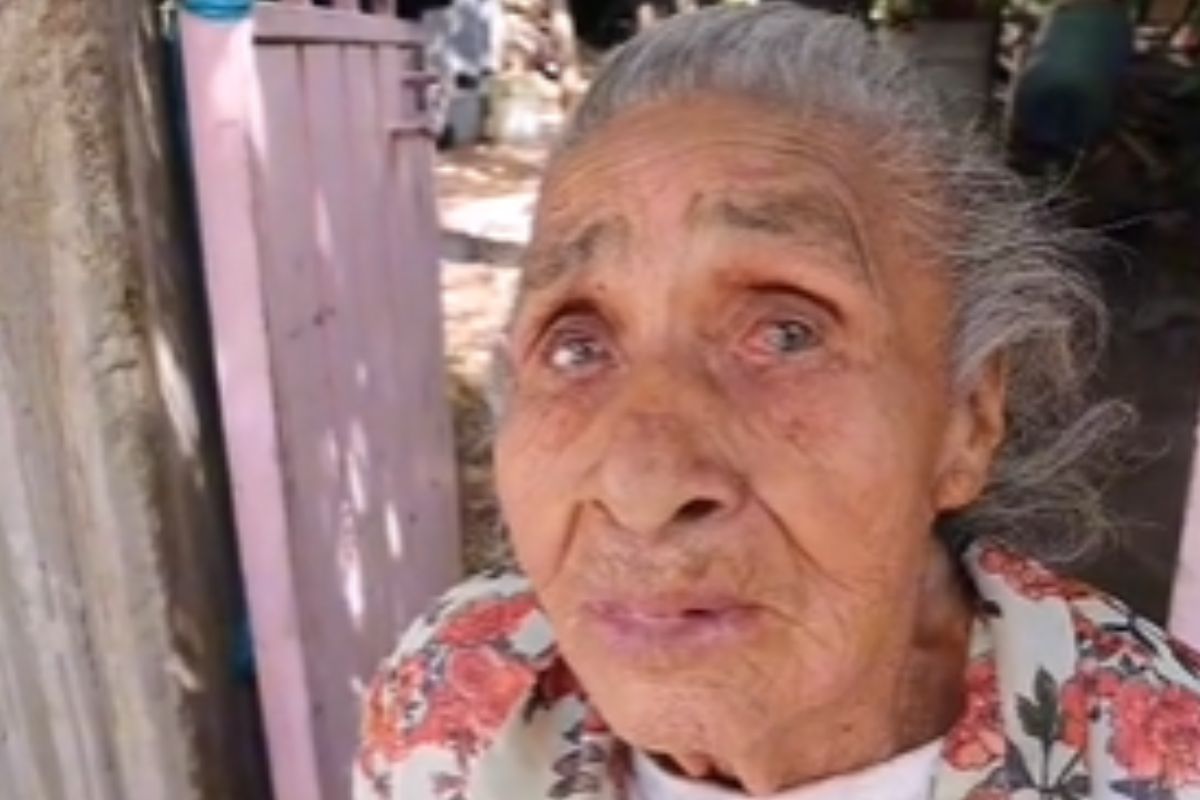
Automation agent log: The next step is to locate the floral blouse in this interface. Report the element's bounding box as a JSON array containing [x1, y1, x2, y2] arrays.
[[354, 541, 1200, 800]]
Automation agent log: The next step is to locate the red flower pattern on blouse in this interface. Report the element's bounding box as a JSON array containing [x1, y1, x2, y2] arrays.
[[1072, 610, 1155, 667], [437, 594, 539, 647], [358, 593, 542, 786], [1059, 674, 1091, 751], [977, 546, 1092, 601], [447, 647, 533, 733], [944, 659, 1005, 770], [1109, 679, 1200, 788], [355, 543, 1200, 799]]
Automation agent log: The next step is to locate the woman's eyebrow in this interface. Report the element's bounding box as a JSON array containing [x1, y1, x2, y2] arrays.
[[519, 189, 873, 298], [522, 217, 630, 292], [688, 190, 872, 284]]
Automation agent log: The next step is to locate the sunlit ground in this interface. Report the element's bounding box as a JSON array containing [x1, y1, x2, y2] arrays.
[[437, 141, 547, 572]]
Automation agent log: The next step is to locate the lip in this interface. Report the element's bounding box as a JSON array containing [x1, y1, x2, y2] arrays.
[[582, 594, 762, 658]]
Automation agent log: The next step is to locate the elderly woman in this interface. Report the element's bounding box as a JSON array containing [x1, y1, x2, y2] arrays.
[[356, 6, 1200, 799]]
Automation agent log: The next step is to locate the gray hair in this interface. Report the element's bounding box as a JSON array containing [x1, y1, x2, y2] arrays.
[[503, 4, 1132, 562]]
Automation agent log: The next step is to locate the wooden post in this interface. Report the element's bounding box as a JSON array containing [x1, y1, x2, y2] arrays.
[[178, 11, 324, 800]]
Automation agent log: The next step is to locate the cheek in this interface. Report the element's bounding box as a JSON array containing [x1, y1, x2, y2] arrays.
[[738, 363, 947, 566], [493, 395, 599, 584]]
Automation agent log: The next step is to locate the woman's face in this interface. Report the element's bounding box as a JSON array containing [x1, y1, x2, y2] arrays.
[[494, 96, 1002, 784]]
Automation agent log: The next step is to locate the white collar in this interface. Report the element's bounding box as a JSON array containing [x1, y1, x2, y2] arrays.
[[630, 738, 944, 800]]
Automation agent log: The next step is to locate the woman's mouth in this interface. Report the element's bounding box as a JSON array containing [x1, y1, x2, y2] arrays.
[[583, 595, 762, 659]]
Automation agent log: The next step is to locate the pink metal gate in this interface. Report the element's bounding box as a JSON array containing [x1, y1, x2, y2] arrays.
[[180, 4, 460, 799]]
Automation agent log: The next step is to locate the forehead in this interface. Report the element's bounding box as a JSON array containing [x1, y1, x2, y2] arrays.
[[525, 95, 898, 289], [551, 95, 871, 184]]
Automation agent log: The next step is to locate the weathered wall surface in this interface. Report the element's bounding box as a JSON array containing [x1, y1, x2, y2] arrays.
[[0, 2, 269, 798]]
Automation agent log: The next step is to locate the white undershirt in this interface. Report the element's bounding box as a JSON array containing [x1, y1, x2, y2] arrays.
[[629, 738, 943, 800]]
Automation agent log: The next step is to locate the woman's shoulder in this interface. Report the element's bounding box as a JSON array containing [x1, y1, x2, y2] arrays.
[[949, 541, 1200, 798], [388, 568, 548, 659], [354, 570, 561, 799], [970, 540, 1200, 692]]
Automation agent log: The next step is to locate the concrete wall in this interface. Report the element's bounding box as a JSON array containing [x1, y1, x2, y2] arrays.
[[0, 2, 269, 798]]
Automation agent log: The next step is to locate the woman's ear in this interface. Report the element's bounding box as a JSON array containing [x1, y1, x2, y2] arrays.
[[934, 355, 1007, 513]]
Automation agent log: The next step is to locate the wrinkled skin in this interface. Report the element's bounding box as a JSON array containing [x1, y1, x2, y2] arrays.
[[494, 95, 1007, 795]]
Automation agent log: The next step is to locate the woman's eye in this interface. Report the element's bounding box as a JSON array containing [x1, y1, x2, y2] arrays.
[[751, 318, 820, 358], [545, 333, 611, 374]]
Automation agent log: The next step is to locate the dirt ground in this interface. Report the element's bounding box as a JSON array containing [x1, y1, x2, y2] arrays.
[[438, 142, 542, 572], [434, 138, 1200, 622]]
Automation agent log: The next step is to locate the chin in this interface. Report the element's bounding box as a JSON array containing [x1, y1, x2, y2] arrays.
[[580, 656, 772, 744], [572, 633, 866, 738], [603, 683, 742, 754]]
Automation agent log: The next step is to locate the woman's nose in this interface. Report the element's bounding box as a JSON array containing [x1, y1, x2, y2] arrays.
[[593, 411, 744, 538]]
